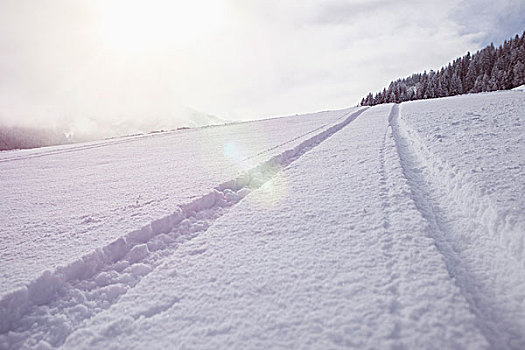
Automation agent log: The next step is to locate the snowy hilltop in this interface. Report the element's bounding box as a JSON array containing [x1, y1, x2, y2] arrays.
[[1, 90, 524, 349], [360, 31, 525, 106]]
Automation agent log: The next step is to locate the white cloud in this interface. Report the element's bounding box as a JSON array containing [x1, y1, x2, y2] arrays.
[[452, 0, 525, 45]]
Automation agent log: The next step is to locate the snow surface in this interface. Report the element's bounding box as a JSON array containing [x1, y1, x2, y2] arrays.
[[0, 109, 351, 296], [396, 92, 525, 349], [0, 90, 524, 349]]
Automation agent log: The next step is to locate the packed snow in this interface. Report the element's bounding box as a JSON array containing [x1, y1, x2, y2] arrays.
[[1, 90, 524, 349]]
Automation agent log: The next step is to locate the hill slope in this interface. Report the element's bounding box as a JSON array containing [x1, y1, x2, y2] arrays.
[[0, 91, 524, 349]]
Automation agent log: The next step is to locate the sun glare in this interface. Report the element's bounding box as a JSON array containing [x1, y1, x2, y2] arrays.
[[98, 0, 226, 54]]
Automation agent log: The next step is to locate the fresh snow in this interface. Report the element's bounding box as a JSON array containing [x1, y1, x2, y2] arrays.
[[394, 92, 525, 349], [0, 108, 352, 296], [0, 90, 524, 349]]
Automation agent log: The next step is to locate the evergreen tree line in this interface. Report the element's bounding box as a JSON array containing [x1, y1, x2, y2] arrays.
[[360, 31, 525, 106]]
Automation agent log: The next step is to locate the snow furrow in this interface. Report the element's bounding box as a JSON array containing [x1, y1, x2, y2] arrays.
[[376, 114, 401, 341], [374, 105, 488, 348], [391, 103, 525, 350], [0, 108, 367, 349]]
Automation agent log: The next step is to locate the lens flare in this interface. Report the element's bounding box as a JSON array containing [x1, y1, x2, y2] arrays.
[[224, 141, 241, 162], [248, 171, 289, 209]]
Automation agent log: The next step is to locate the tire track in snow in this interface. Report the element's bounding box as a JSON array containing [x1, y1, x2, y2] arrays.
[[0, 108, 367, 349], [390, 104, 525, 350]]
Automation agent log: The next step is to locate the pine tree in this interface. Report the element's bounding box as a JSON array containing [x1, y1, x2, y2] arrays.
[[450, 72, 462, 95], [464, 61, 477, 92], [513, 60, 525, 86]]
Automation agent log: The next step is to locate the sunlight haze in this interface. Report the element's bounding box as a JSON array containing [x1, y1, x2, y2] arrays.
[[0, 0, 523, 138]]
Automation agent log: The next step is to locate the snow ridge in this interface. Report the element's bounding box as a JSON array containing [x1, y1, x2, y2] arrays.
[[391, 104, 525, 350], [0, 108, 367, 349]]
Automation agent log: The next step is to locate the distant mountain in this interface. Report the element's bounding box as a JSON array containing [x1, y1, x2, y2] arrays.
[[0, 126, 70, 151], [0, 108, 226, 151], [179, 109, 226, 128]]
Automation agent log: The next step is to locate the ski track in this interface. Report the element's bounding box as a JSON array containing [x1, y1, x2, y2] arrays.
[[0, 108, 367, 349], [372, 105, 488, 349], [390, 103, 525, 350]]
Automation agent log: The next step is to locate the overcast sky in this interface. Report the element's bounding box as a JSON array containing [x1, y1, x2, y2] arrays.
[[0, 0, 524, 135]]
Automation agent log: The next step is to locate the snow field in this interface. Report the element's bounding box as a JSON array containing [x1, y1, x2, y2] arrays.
[[0, 108, 352, 296], [0, 109, 366, 349], [0, 90, 523, 349], [62, 105, 487, 349]]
